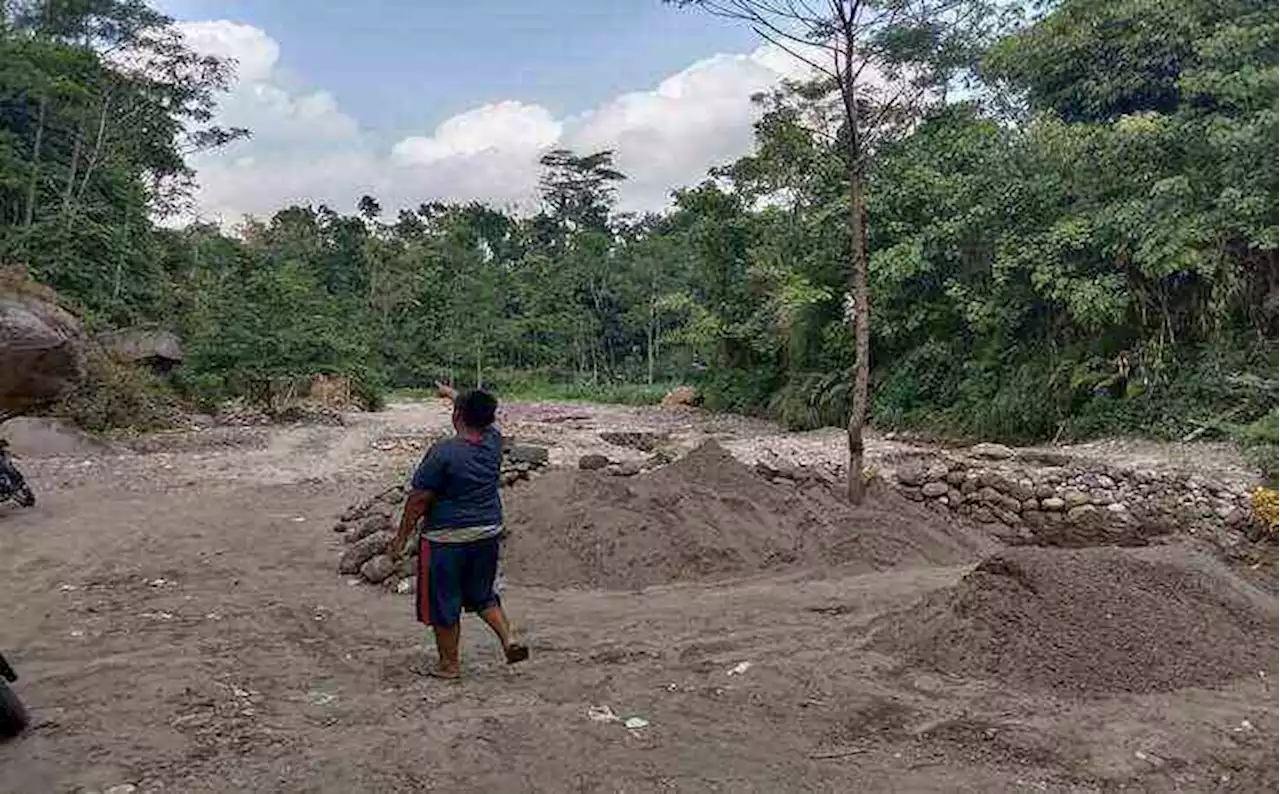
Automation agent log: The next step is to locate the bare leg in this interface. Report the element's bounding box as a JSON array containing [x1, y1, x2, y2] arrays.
[[478, 605, 528, 663], [432, 623, 461, 677]]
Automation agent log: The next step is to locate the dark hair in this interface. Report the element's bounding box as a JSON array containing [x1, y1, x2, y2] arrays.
[[456, 389, 498, 429]]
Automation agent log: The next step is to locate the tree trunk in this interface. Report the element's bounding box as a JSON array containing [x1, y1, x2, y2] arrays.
[[846, 168, 870, 504], [22, 94, 49, 230], [839, 40, 870, 505], [647, 295, 656, 385]]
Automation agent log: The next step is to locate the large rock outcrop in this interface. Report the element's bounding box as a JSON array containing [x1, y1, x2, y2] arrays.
[[0, 280, 84, 415]]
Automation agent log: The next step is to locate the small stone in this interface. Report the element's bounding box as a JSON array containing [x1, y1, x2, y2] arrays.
[[1041, 497, 1066, 511], [1090, 489, 1116, 506], [1021, 498, 1039, 512], [105, 786, 137, 794], [924, 462, 949, 482], [991, 507, 1020, 526], [1097, 475, 1117, 489], [921, 481, 949, 498], [1066, 504, 1098, 524], [1106, 502, 1128, 513], [900, 487, 924, 502], [946, 487, 963, 505], [970, 442, 1015, 460], [976, 487, 1003, 505], [960, 477, 980, 496], [1034, 484, 1056, 499], [608, 460, 644, 477], [1062, 489, 1090, 509], [946, 471, 966, 486], [396, 577, 415, 595], [896, 464, 926, 487], [578, 454, 611, 471]]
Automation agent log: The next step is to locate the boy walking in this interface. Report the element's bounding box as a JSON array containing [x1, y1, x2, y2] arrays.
[[390, 386, 528, 678]]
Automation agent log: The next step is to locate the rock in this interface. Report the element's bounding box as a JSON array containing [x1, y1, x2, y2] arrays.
[[947, 487, 964, 505], [934, 496, 950, 506], [338, 531, 392, 575], [609, 460, 645, 477], [921, 481, 949, 498], [98, 326, 183, 372], [396, 555, 416, 578], [1061, 489, 1090, 509], [660, 386, 698, 409], [960, 477, 980, 496], [969, 506, 995, 523], [1106, 502, 1128, 514], [1090, 489, 1117, 506], [579, 454, 611, 471], [1022, 498, 1040, 512], [970, 442, 1015, 460], [945, 471, 966, 486], [1022, 509, 1047, 528], [976, 487, 1002, 505], [1096, 474, 1117, 489], [333, 522, 348, 533], [347, 513, 390, 543], [924, 462, 950, 482], [997, 494, 1024, 514], [105, 786, 137, 794], [1041, 496, 1066, 511], [991, 507, 1020, 526], [599, 431, 665, 453], [896, 464, 926, 487], [901, 487, 925, 502], [396, 577, 416, 595], [360, 554, 396, 584], [1005, 481, 1036, 502], [0, 280, 85, 415], [1066, 504, 1098, 524], [500, 470, 526, 487], [506, 444, 550, 466], [1034, 484, 1056, 499]]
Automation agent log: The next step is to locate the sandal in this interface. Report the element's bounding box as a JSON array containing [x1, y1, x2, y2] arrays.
[[424, 666, 461, 680], [504, 643, 530, 665]]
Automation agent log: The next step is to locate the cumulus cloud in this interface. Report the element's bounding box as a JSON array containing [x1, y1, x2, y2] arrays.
[[178, 20, 812, 224]]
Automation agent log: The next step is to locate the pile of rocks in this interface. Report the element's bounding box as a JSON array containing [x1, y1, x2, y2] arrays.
[[333, 442, 550, 590], [883, 445, 1263, 546]]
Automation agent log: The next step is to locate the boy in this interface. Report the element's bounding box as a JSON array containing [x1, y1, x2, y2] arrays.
[[389, 385, 528, 679]]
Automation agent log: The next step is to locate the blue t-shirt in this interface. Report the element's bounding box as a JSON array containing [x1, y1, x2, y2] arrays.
[[411, 427, 503, 530]]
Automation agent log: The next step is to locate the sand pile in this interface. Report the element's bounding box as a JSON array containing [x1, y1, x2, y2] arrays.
[[501, 441, 990, 589], [872, 546, 1278, 695]]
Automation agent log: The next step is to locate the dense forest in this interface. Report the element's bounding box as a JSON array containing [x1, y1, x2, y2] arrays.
[[0, 0, 1275, 473]]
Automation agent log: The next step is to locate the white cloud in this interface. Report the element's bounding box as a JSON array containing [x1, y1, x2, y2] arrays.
[[178, 20, 813, 224]]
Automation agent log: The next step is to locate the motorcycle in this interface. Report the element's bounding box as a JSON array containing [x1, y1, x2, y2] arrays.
[[0, 438, 35, 508], [0, 652, 27, 739]]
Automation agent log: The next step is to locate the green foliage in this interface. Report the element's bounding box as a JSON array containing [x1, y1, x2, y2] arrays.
[[52, 349, 184, 432]]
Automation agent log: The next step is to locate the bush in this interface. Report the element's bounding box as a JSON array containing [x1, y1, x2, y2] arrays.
[[50, 349, 186, 432]]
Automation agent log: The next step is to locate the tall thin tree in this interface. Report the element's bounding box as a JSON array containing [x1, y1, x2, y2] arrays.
[[672, 0, 997, 502]]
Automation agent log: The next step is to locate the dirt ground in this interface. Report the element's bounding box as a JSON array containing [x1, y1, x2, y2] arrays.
[[0, 400, 1275, 793]]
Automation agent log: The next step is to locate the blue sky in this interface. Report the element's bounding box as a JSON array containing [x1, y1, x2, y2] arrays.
[[163, 1, 806, 224], [161, 0, 759, 143]]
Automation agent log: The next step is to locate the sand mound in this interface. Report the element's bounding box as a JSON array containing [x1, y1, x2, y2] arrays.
[[501, 441, 990, 589], [872, 546, 1278, 695]]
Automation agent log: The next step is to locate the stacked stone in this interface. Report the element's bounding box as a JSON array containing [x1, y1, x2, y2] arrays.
[[331, 443, 550, 591]]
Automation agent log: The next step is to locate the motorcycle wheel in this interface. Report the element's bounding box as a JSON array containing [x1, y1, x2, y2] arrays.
[[14, 486, 33, 508], [0, 679, 28, 739]]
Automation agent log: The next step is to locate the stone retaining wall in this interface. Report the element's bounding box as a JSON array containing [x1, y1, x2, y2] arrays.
[[880, 444, 1261, 547]]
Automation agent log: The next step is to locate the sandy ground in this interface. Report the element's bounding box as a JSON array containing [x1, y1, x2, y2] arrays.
[[0, 401, 1275, 793]]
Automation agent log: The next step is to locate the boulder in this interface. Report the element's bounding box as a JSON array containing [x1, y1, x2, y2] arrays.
[[97, 327, 182, 372], [338, 531, 392, 575], [970, 442, 1015, 460], [1041, 496, 1066, 512], [1061, 489, 1091, 509], [896, 464, 926, 487], [346, 513, 390, 544], [360, 554, 396, 584], [578, 454, 611, 471], [921, 481, 949, 498], [505, 444, 550, 467], [0, 283, 84, 414]]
